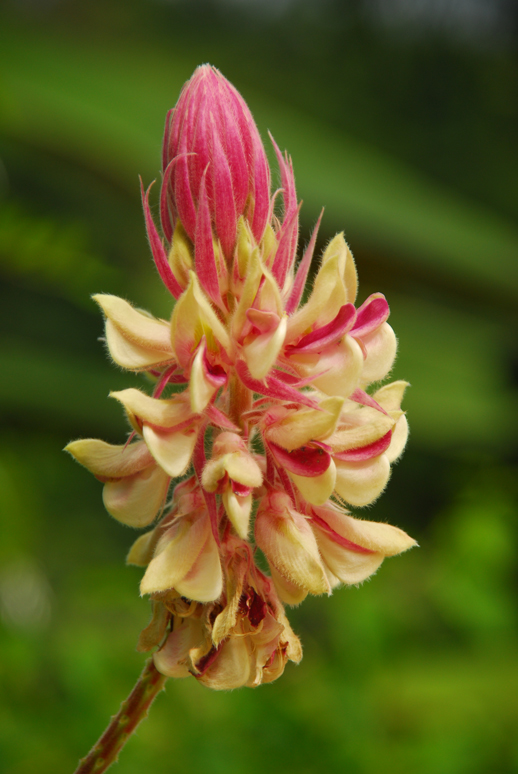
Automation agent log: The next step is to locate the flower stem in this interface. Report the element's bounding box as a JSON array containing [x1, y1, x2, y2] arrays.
[[74, 658, 168, 774]]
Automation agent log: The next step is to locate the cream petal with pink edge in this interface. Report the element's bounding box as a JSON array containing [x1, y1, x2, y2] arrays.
[[110, 388, 193, 429], [286, 254, 347, 343], [198, 636, 252, 690], [243, 314, 287, 380], [140, 513, 209, 595], [334, 455, 391, 507], [154, 618, 206, 678], [222, 488, 252, 540], [142, 425, 197, 478], [64, 438, 153, 478], [202, 450, 262, 492], [255, 493, 330, 595], [269, 563, 308, 605], [327, 407, 395, 452], [289, 460, 336, 506], [358, 322, 398, 385], [176, 531, 223, 602], [313, 505, 416, 585], [266, 397, 344, 452], [102, 464, 170, 527]]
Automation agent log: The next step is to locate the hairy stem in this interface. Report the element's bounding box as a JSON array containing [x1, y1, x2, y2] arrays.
[[74, 658, 168, 774]]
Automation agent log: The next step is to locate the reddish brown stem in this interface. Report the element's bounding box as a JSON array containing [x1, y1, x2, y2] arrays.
[[74, 658, 168, 774]]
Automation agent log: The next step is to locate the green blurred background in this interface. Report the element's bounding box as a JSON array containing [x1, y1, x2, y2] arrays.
[[1, 1, 517, 772]]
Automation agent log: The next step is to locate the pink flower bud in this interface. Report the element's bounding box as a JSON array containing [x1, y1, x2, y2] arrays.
[[161, 65, 271, 258]]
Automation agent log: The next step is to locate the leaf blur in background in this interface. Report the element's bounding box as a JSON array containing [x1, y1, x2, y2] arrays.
[[1, 1, 517, 772]]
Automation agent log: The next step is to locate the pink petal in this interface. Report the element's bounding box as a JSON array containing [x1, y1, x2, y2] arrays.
[[211, 123, 237, 258], [140, 179, 183, 299], [205, 404, 241, 432], [349, 388, 388, 415], [268, 441, 331, 477], [236, 360, 319, 409], [290, 304, 356, 353], [285, 209, 323, 315], [351, 293, 389, 338], [195, 168, 221, 307]]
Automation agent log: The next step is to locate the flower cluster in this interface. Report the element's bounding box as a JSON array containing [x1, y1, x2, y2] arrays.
[[66, 65, 415, 690]]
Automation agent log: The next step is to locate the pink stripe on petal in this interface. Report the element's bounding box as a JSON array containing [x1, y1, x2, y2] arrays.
[[195, 169, 221, 307], [236, 360, 319, 409], [332, 431, 392, 461], [351, 293, 389, 338], [291, 304, 356, 353], [140, 179, 183, 299], [268, 441, 331, 477], [285, 209, 323, 315], [310, 512, 376, 554]]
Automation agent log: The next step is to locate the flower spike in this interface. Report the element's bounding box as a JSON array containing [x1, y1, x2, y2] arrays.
[[67, 66, 416, 765]]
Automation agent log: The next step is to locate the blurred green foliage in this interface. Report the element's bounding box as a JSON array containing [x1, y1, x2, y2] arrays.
[[1, 2, 517, 773]]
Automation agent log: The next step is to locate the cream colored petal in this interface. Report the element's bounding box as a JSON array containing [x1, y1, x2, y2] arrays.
[[286, 254, 347, 343], [255, 503, 330, 595], [314, 505, 417, 556], [110, 388, 192, 429], [154, 618, 205, 678], [140, 514, 208, 595], [104, 320, 174, 370], [267, 397, 344, 451], [191, 273, 231, 353], [320, 233, 357, 303], [168, 221, 193, 289], [310, 337, 364, 398], [334, 455, 391, 507], [137, 600, 170, 653], [126, 528, 158, 567], [386, 415, 409, 463], [222, 489, 252, 540], [359, 322, 397, 386], [93, 294, 172, 352], [316, 528, 386, 585], [289, 460, 336, 506], [244, 315, 287, 380], [143, 425, 197, 478], [176, 532, 223, 602], [198, 636, 251, 690], [224, 452, 263, 488], [269, 563, 308, 606], [190, 345, 219, 414], [102, 464, 169, 527], [373, 380, 409, 412], [65, 438, 153, 478], [231, 248, 263, 339], [329, 408, 395, 452]]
